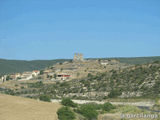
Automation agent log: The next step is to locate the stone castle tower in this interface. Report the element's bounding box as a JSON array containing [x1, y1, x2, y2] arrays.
[[74, 53, 84, 61]]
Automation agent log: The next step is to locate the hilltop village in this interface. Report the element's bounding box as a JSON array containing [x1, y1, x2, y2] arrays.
[[0, 54, 159, 101], [0, 53, 128, 83]]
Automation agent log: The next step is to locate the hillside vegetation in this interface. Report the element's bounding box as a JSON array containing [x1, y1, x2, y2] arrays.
[[48, 61, 160, 99], [0, 59, 70, 75], [96, 56, 160, 64], [1, 61, 160, 100]]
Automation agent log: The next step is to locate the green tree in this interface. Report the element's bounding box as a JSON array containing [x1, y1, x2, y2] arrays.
[[87, 73, 93, 78], [59, 62, 63, 65], [39, 95, 51, 102], [76, 104, 98, 120], [6, 75, 10, 81], [61, 98, 77, 107], [57, 107, 75, 120], [108, 89, 122, 98], [54, 74, 57, 79], [40, 70, 44, 75], [102, 102, 115, 112]]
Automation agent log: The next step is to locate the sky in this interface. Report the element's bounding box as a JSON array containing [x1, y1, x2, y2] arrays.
[[0, 0, 160, 60]]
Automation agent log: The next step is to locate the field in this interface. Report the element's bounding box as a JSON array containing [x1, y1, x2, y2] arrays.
[[0, 94, 61, 120]]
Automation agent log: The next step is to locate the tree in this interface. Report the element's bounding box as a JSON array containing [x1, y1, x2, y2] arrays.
[[39, 95, 51, 102], [102, 102, 115, 112], [59, 62, 63, 65], [57, 107, 75, 120], [76, 104, 98, 120], [6, 75, 10, 81], [40, 70, 44, 75], [61, 98, 77, 107], [98, 59, 101, 63], [54, 74, 57, 79], [108, 89, 122, 98], [87, 73, 93, 78]]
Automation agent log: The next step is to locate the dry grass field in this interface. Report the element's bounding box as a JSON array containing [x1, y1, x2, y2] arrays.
[[0, 94, 60, 120]]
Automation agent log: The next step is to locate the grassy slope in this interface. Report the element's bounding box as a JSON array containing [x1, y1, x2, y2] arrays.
[[0, 94, 60, 120]]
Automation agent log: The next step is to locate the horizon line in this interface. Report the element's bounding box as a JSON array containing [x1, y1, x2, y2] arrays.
[[0, 55, 160, 61]]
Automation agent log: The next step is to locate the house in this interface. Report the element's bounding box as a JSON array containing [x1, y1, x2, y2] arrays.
[[100, 60, 109, 66], [10, 73, 23, 80], [0, 75, 7, 82], [57, 73, 71, 80], [101, 62, 108, 66], [32, 70, 40, 76], [15, 73, 21, 79], [20, 72, 33, 81], [9, 74, 17, 80], [43, 69, 52, 74]]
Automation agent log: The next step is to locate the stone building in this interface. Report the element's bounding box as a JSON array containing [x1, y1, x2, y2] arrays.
[[73, 53, 84, 61]]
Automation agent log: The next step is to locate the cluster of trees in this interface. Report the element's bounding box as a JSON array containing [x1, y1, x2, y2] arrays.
[[57, 98, 115, 120]]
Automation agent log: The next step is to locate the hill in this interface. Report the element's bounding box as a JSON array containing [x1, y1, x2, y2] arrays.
[[92, 56, 160, 64], [1, 61, 159, 100], [0, 93, 60, 120], [0, 56, 160, 76], [0, 59, 70, 75], [50, 61, 160, 99], [112, 56, 160, 64]]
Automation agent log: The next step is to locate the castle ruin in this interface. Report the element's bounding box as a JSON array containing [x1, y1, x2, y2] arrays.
[[73, 53, 84, 61]]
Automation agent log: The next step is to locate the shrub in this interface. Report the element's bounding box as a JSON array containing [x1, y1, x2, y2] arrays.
[[84, 103, 102, 110], [57, 107, 75, 120], [108, 89, 122, 98], [39, 95, 51, 102], [102, 102, 115, 112], [61, 98, 77, 107], [30, 81, 44, 88], [40, 70, 44, 75], [76, 104, 98, 120], [87, 73, 93, 78]]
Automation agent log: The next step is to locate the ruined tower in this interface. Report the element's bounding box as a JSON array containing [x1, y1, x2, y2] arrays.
[[73, 53, 84, 61]]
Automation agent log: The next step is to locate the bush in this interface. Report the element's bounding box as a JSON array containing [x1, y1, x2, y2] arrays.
[[108, 89, 122, 98], [39, 95, 51, 102], [29, 81, 44, 88], [40, 70, 44, 75], [84, 103, 102, 110], [76, 104, 98, 120], [102, 102, 115, 112], [61, 98, 77, 107], [87, 73, 93, 78], [57, 107, 75, 120]]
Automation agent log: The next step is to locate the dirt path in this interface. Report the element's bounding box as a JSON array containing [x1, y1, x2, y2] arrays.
[[51, 99, 155, 107]]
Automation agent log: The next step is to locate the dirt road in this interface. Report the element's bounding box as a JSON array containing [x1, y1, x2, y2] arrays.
[[51, 99, 155, 107]]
